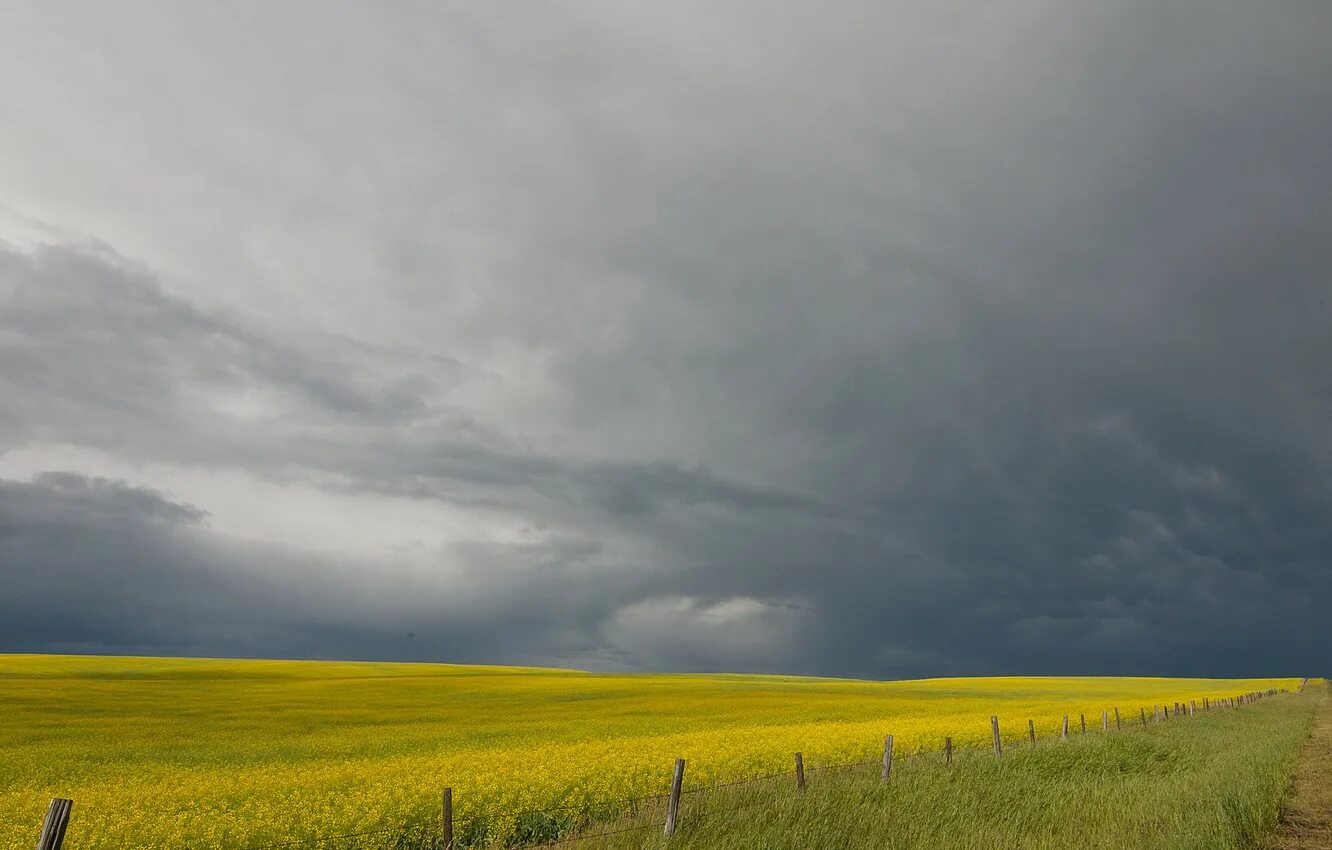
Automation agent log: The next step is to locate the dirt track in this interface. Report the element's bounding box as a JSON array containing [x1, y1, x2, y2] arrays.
[[1267, 684, 1332, 849]]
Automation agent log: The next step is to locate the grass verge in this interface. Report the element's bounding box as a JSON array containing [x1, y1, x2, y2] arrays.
[[579, 690, 1317, 850]]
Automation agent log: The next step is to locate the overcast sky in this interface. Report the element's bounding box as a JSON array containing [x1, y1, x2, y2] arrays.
[[2, 1, 1329, 678]]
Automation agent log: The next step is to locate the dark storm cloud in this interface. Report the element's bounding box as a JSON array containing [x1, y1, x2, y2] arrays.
[[0, 242, 821, 521], [0, 472, 272, 655], [0, 472, 665, 668], [1, 1, 1330, 676]]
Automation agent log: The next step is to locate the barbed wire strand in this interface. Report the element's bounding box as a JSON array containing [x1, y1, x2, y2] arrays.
[[241, 824, 417, 850]]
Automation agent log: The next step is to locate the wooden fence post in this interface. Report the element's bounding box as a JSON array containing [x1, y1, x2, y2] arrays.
[[1189, 701, 1196, 717], [1115, 707, 1122, 731], [795, 752, 806, 790], [1028, 719, 1036, 747], [992, 716, 1002, 758], [36, 798, 72, 850], [1203, 696, 1209, 710], [441, 788, 453, 850], [882, 735, 894, 782], [944, 736, 952, 765], [1062, 714, 1069, 740], [1080, 713, 1086, 734], [664, 758, 685, 837], [1102, 709, 1108, 732], [1140, 707, 1146, 725]]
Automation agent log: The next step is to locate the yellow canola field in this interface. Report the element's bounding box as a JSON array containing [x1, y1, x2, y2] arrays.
[[0, 654, 1299, 849]]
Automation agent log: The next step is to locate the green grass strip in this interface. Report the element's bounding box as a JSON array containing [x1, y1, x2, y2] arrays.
[[587, 691, 1316, 850]]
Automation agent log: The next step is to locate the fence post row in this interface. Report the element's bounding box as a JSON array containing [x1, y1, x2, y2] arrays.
[[37, 798, 72, 850], [86, 679, 1307, 850], [664, 758, 685, 837]]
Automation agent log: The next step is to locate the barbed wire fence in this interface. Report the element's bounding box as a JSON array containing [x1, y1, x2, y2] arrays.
[[32, 684, 1306, 850]]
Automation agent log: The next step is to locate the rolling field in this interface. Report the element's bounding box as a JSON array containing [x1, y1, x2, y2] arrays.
[[0, 655, 1304, 849]]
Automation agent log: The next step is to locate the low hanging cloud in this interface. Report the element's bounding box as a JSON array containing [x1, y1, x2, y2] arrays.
[[1, 0, 1330, 677]]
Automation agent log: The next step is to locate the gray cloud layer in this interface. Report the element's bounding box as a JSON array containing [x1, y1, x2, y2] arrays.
[[1, 1, 1329, 677]]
